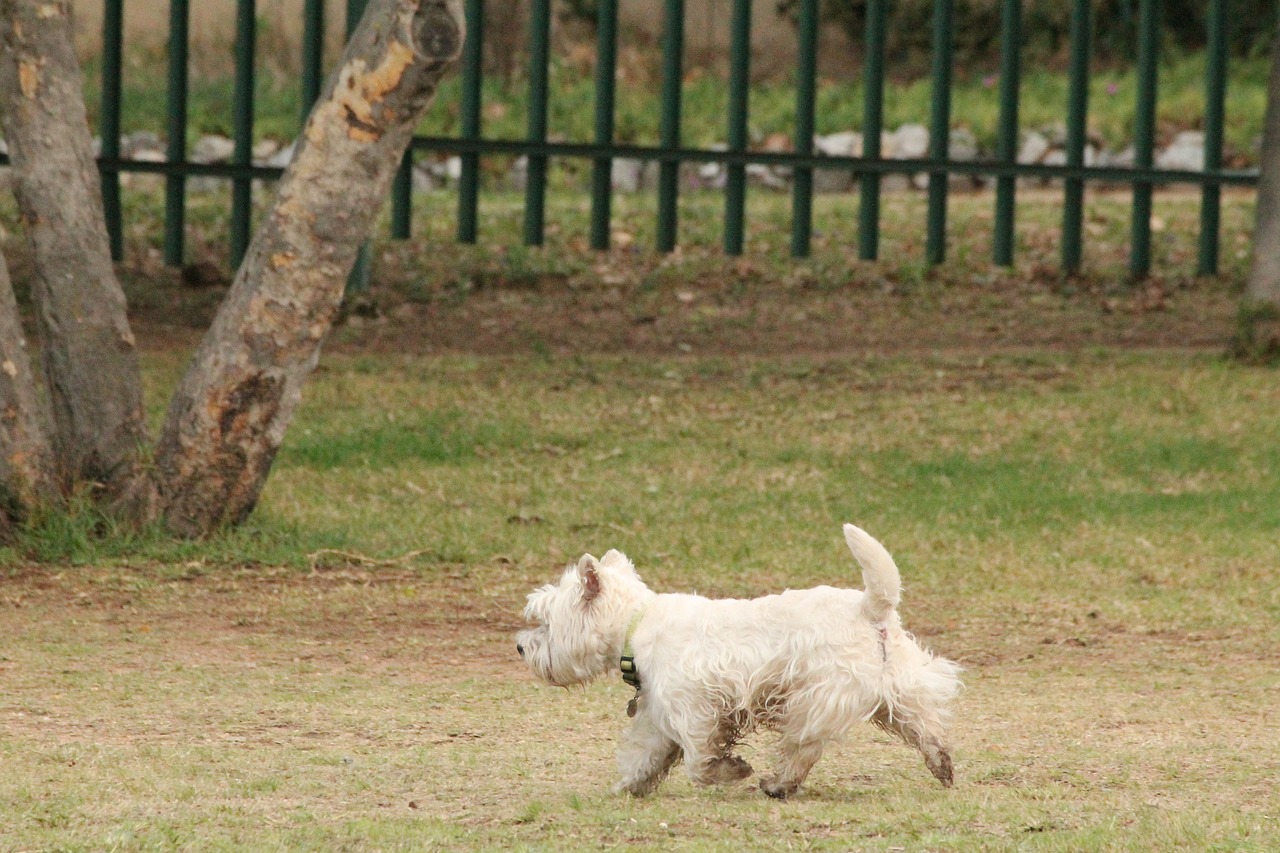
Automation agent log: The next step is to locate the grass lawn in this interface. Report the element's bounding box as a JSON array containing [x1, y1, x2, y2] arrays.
[[1, 181, 1278, 849], [2, 345, 1279, 850]]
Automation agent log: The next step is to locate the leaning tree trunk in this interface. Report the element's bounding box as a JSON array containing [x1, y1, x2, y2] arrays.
[[153, 0, 463, 536], [1240, 28, 1280, 359], [0, 248, 57, 532], [0, 0, 153, 514]]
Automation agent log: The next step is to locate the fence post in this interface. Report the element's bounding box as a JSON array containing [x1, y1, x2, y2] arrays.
[[1061, 0, 1090, 274], [1198, 0, 1229, 276], [1130, 0, 1160, 279], [993, 0, 1021, 267], [656, 0, 685, 253], [164, 0, 190, 268], [100, 0, 124, 262], [858, 0, 886, 261], [925, 0, 954, 266], [590, 0, 619, 250], [390, 0, 412, 243], [391, 150, 413, 238], [230, 0, 256, 270], [790, 0, 818, 259], [301, 0, 326, 118], [385, 0, 412, 238], [346, 0, 372, 291], [523, 0, 553, 246], [723, 0, 752, 256], [457, 0, 483, 244]]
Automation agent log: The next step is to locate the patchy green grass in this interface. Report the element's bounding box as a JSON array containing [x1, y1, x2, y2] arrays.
[[2, 349, 1279, 850]]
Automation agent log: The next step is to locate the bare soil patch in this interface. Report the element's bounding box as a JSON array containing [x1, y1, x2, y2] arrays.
[[133, 266, 1241, 361]]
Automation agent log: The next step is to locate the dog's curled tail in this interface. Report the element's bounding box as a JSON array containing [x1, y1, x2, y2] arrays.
[[843, 523, 902, 621]]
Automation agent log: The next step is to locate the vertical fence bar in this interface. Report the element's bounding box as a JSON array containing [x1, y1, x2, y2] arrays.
[[790, 0, 818, 258], [723, 0, 751, 256], [859, 0, 886, 261], [1061, 0, 1090, 274], [163, 0, 190, 267], [457, 0, 483, 243], [391, 151, 413, 238], [523, 0, 553, 246], [589, 0, 619, 250], [992, 0, 1021, 267], [1198, 0, 1229, 276], [230, 0, 256, 270], [656, 0, 685, 253], [1130, 0, 1159, 278], [345, 0, 372, 291], [301, 0, 325, 122], [100, 0, 124, 261], [388, 0, 412, 243], [925, 0, 954, 265]]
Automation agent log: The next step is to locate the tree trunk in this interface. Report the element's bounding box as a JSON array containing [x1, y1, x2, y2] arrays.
[[0, 248, 57, 529], [1240, 29, 1280, 360], [0, 0, 153, 514], [153, 0, 463, 536], [1248, 31, 1280, 306]]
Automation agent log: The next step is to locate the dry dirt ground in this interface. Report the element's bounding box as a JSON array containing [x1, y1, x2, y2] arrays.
[[132, 258, 1244, 360], [3, 561, 1278, 848]]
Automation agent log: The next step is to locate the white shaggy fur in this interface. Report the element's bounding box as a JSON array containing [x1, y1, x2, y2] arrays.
[[516, 524, 962, 798]]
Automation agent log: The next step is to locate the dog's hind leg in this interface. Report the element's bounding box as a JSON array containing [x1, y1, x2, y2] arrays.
[[872, 706, 953, 787], [616, 713, 682, 797]]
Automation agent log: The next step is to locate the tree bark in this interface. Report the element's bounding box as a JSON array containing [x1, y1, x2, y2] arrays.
[[0, 0, 153, 513], [153, 0, 463, 536], [1239, 29, 1280, 359], [0, 248, 57, 528], [1248, 31, 1280, 307]]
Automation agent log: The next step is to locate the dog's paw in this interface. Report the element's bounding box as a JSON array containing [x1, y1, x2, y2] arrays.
[[928, 749, 954, 788], [614, 778, 658, 798], [759, 776, 800, 799]]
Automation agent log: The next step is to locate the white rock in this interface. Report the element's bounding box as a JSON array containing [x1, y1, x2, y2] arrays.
[[611, 157, 645, 193], [252, 139, 281, 161], [1156, 130, 1205, 172], [948, 128, 979, 162], [1017, 130, 1050, 165], [746, 162, 787, 191], [265, 141, 297, 169], [814, 131, 862, 157], [191, 134, 235, 164], [890, 124, 930, 160]]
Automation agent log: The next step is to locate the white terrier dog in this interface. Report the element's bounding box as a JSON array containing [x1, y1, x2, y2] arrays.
[[516, 524, 961, 798]]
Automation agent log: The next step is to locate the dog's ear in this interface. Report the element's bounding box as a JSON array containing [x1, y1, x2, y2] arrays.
[[576, 555, 601, 602], [600, 549, 637, 577]]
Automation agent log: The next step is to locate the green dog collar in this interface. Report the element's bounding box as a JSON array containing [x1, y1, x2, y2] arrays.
[[619, 609, 645, 689]]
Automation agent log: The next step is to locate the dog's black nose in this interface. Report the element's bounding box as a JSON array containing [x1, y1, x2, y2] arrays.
[[516, 643, 525, 658]]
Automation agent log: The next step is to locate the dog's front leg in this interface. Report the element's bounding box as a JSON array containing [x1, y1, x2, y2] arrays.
[[615, 709, 682, 797], [679, 715, 754, 787], [760, 738, 825, 799]]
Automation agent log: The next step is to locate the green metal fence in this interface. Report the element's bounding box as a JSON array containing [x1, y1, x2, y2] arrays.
[[1, 0, 1258, 280]]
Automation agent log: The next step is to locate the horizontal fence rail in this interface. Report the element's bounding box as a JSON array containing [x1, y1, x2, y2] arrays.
[[0, 0, 1253, 280]]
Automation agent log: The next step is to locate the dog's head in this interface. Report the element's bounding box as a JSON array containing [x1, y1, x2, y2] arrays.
[[516, 550, 647, 687]]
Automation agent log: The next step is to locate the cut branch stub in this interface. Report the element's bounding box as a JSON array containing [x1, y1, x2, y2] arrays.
[[153, 0, 463, 536]]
